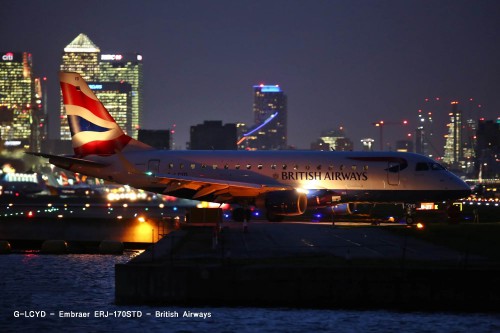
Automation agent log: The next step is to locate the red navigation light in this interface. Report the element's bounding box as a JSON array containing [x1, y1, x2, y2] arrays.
[[27, 211, 34, 218], [403, 120, 408, 125]]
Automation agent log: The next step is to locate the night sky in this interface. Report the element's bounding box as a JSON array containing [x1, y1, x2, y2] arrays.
[[2, 0, 500, 150]]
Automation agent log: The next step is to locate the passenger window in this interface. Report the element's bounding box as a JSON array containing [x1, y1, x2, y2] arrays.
[[363, 165, 369, 171], [212, 165, 218, 170], [305, 165, 310, 170], [258, 164, 263, 170], [294, 165, 299, 170], [282, 164, 287, 170], [416, 162, 429, 171], [201, 164, 207, 169], [271, 164, 277, 170], [224, 164, 229, 170], [246, 164, 252, 169], [235, 164, 241, 170], [190, 164, 196, 169], [328, 165, 334, 171], [317, 165, 322, 170], [168, 163, 174, 169], [340, 165, 344, 171], [351, 165, 356, 171], [179, 163, 184, 169]]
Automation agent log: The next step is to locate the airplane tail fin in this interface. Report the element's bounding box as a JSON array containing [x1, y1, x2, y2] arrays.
[[60, 71, 152, 157]]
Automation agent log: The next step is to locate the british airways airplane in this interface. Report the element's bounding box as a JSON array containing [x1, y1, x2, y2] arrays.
[[30, 72, 470, 223]]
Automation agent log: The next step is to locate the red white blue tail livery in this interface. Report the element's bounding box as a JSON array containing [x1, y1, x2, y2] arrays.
[[60, 72, 151, 157]]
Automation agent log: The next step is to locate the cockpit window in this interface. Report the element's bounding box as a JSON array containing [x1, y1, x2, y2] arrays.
[[430, 163, 445, 171], [415, 162, 446, 171], [416, 162, 429, 171]]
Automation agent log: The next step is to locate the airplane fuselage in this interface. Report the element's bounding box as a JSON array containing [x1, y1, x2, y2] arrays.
[[64, 150, 471, 205]]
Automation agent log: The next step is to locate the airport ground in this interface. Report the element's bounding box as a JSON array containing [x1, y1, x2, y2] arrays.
[[2, 195, 500, 310]]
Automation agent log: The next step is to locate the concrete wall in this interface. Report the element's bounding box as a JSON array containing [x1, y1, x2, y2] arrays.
[[0, 217, 170, 244]]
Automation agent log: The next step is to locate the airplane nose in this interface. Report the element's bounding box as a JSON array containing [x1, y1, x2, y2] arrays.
[[455, 179, 472, 199]]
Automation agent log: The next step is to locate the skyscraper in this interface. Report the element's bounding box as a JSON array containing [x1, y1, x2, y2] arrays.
[[88, 82, 132, 134], [415, 108, 436, 157], [443, 102, 462, 166], [249, 84, 287, 150], [100, 53, 143, 138], [0, 52, 45, 151], [60, 34, 101, 140], [60, 34, 143, 140]]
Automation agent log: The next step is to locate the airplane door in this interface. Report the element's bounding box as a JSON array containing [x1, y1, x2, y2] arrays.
[[387, 162, 400, 186], [147, 159, 160, 174]]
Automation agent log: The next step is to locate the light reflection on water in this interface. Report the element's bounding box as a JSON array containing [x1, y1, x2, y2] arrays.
[[1, 253, 499, 332]]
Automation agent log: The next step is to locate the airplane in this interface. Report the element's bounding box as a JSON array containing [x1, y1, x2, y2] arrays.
[[29, 71, 471, 223]]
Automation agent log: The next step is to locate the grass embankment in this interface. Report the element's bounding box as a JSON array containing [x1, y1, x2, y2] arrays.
[[386, 223, 500, 262]]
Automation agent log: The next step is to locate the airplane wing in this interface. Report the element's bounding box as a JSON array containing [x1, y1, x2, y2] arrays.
[[26, 152, 109, 168], [114, 151, 291, 202], [149, 172, 291, 201]]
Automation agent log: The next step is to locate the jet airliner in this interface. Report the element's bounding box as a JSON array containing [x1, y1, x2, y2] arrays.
[[30, 72, 471, 223]]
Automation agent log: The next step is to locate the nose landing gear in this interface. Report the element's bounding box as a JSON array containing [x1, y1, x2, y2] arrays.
[[405, 203, 416, 225]]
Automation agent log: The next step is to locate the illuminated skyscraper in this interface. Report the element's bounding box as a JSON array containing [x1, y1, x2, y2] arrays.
[[319, 127, 353, 151], [0, 52, 45, 151], [249, 84, 287, 150], [443, 102, 462, 166], [88, 82, 132, 135], [60, 34, 144, 140], [60, 33, 101, 140], [415, 108, 436, 157], [100, 53, 143, 138]]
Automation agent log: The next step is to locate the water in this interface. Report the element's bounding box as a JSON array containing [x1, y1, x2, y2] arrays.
[[1, 253, 499, 333]]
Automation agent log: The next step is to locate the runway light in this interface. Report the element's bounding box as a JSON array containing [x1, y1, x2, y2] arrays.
[[416, 223, 424, 229], [137, 216, 146, 223]]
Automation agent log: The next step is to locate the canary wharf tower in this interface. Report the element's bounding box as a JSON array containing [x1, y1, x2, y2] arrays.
[[60, 33, 143, 140], [60, 34, 101, 140]]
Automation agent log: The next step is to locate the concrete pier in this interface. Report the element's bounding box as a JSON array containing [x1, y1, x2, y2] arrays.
[[115, 222, 500, 311]]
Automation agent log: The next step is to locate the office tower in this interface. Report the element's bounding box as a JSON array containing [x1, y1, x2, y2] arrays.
[[60, 33, 144, 140], [415, 107, 437, 158], [475, 118, 500, 179], [60, 33, 101, 140], [100, 53, 143, 139], [88, 82, 132, 134], [189, 121, 237, 150], [0, 52, 45, 151], [319, 127, 353, 151], [138, 129, 170, 150], [249, 84, 287, 150], [443, 102, 462, 166]]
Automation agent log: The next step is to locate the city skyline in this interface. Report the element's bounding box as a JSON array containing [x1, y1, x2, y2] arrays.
[[1, 0, 500, 150]]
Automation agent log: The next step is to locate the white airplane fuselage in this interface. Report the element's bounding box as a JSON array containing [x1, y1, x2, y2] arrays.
[[34, 71, 471, 222], [64, 149, 470, 205]]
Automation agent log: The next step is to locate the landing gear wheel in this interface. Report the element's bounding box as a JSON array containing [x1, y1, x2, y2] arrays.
[[405, 216, 414, 225]]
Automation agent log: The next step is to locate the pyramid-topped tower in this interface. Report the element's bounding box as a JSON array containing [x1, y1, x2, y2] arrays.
[[64, 33, 100, 53]]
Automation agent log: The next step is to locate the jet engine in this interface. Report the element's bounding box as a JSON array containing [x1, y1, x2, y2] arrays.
[[256, 190, 308, 217]]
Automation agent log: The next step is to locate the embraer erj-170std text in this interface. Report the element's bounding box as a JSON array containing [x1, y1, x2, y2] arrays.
[[30, 72, 471, 223]]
